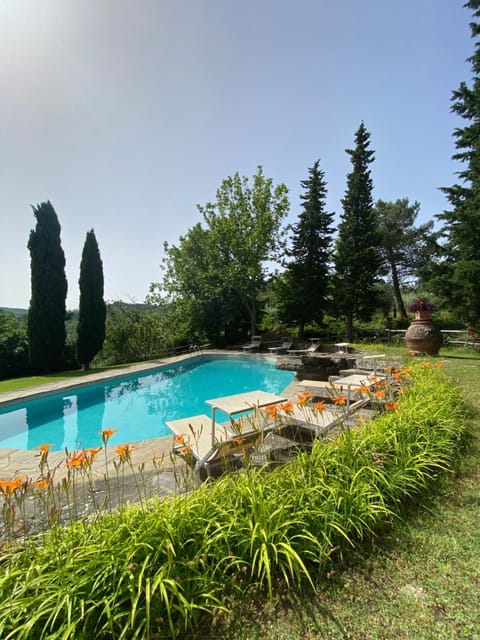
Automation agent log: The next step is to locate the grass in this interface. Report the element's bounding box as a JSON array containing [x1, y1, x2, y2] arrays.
[[216, 460, 480, 639], [0, 361, 151, 393]]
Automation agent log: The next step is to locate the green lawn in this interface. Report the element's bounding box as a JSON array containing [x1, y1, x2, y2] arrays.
[[0, 362, 143, 394]]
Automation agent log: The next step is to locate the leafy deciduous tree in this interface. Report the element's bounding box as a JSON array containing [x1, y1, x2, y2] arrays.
[[0, 310, 28, 379], [101, 302, 166, 364], [156, 167, 289, 341], [27, 201, 68, 372]]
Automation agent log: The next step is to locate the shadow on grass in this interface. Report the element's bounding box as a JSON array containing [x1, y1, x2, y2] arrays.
[[441, 353, 480, 361]]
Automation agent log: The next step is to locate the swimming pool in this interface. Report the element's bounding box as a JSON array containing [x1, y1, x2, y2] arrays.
[[0, 355, 295, 451]]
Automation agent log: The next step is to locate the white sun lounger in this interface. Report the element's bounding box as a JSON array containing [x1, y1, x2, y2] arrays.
[[268, 340, 293, 354], [276, 404, 340, 437], [167, 390, 287, 477], [167, 414, 234, 461], [167, 413, 265, 476], [287, 343, 320, 356], [242, 336, 262, 351]]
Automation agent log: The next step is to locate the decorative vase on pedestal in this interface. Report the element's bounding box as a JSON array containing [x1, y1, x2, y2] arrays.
[[405, 311, 443, 355]]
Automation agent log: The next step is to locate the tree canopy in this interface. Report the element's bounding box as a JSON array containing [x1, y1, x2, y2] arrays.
[[276, 160, 334, 337], [374, 198, 434, 318], [437, 0, 480, 324], [155, 167, 289, 342], [77, 229, 107, 369], [334, 123, 381, 339], [27, 201, 68, 372]]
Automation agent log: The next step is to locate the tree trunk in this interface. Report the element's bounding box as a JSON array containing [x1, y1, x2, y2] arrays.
[[297, 322, 305, 340], [244, 297, 257, 338], [388, 250, 407, 318], [345, 314, 354, 342]]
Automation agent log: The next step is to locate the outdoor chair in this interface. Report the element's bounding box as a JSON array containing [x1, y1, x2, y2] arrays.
[[167, 389, 287, 479], [287, 343, 320, 356], [242, 336, 262, 351], [268, 339, 293, 354], [277, 396, 371, 438], [167, 413, 269, 479]]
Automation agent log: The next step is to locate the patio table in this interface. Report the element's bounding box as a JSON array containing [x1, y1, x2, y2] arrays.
[[205, 390, 287, 447]]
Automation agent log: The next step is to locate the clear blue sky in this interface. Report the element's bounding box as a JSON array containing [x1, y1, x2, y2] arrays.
[[0, 0, 473, 309]]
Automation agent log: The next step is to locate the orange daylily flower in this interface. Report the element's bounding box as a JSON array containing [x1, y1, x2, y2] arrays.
[[333, 395, 347, 406], [297, 391, 312, 407], [0, 477, 26, 495], [38, 444, 53, 453], [374, 389, 386, 399], [66, 452, 85, 469], [264, 404, 279, 419], [357, 385, 370, 395], [37, 443, 54, 464], [33, 478, 50, 491], [83, 447, 102, 467], [100, 429, 118, 444], [280, 401, 294, 414], [0, 479, 12, 495], [66, 448, 101, 470], [385, 402, 398, 411], [315, 401, 326, 412], [174, 433, 186, 445], [115, 443, 134, 461]]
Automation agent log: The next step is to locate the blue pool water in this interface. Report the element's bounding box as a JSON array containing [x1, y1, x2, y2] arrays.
[[0, 355, 294, 451]]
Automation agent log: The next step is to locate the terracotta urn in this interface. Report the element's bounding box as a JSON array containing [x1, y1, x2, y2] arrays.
[[405, 315, 443, 355]]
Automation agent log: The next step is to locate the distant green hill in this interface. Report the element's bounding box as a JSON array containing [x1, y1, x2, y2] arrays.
[[1, 307, 28, 318]]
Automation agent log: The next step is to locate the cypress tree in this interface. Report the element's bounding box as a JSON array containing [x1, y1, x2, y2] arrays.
[[277, 160, 334, 337], [334, 123, 381, 340], [77, 229, 106, 369], [27, 201, 68, 373], [438, 0, 480, 324]]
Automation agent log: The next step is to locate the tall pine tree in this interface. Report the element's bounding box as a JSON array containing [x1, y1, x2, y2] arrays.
[[438, 0, 480, 324], [27, 201, 68, 373], [334, 123, 381, 340], [276, 160, 334, 337], [77, 229, 106, 369]]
